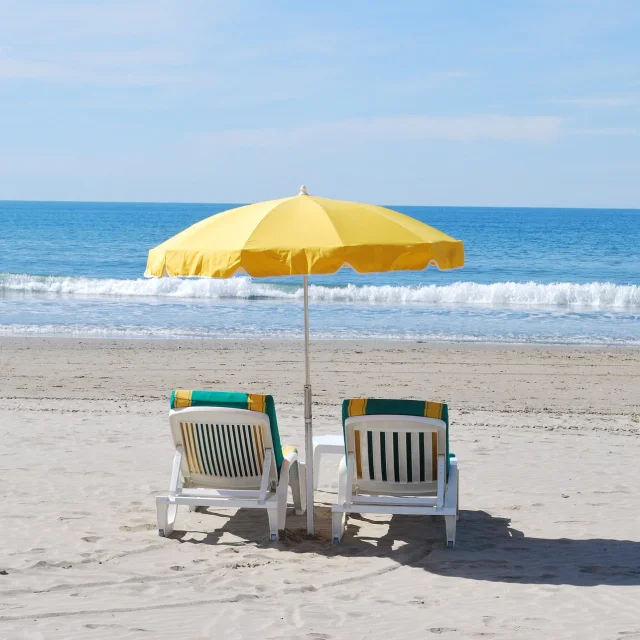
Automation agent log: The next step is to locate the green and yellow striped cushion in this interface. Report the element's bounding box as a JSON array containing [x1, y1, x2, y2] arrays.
[[170, 390, 285, 472], [342, 398, 451, 480]]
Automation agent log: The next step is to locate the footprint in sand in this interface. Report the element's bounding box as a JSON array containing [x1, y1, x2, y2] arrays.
[[85, 623, 150, 632], [59, 513, 90, 521], [31, 560, 73, 569], [119, 523, 156, 532], [81, 535, 101, 543]]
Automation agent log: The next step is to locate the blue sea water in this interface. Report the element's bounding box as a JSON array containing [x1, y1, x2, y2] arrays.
[[0, 201, 638, 345]]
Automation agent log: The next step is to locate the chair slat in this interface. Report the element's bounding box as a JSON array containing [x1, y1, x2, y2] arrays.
[[227, 425, 239, 476], [196, 425, 210, 475], [252, 424, 263, 474], [397, 431, 407, 483], [227, 424, 237, 476], [251, 425, 261, 474], [373, 431, 386, 482], [195, 422, 211, 475], [216, 424, 230, 477], [254, 425, 265, 473], [207, 424, 222, 476], [392, 431, 400, 482], [372, 430, 382, 481], [181, 422, 198, 473], [405, 432, 415, 482], [431, 432, 438, 481], [234, 425, 245, 476], [354, 430, 363, 479], [241, 425, 255, 476], [366, 430, 374, 480]]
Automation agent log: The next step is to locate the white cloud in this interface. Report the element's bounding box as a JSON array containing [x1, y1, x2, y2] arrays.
[[0, 1, 225, 87], [195, 115, 564, 148], [0, 54, 218, 87], [0, 1, 195, 40], [0, 57, 60, 80], [570, 128, 639, 136], [555, 97, 640, 108]]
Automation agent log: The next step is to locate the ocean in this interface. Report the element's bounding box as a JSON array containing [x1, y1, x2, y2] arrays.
[[1, 201, 638, 346]]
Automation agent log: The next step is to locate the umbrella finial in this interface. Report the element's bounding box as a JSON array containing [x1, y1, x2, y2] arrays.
[[299, 185, 309, 196]]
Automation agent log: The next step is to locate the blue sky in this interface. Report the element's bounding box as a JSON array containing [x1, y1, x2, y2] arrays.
[[1, 0, 639, 207]]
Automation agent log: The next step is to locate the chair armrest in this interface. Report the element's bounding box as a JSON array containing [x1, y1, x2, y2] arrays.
[[258, 449, 274, 504], [282, 445, 298, 462], [169, 447, 183, 496]]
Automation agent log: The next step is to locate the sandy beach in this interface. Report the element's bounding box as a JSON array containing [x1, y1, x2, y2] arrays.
[[1, 337, 639, 639]]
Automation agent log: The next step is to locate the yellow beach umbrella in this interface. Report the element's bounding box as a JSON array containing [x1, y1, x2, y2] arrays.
[[146, 187, 464, 533]]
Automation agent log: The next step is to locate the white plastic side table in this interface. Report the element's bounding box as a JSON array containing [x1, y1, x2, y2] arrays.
[[312, 434, 345, 490]]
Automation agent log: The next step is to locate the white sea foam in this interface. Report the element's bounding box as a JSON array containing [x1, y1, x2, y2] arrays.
[[1, 273, 639, 308]]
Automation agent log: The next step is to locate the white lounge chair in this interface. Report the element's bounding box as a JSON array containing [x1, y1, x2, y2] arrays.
[[156, 390, 305, 541], [331, 398, 459, 547]]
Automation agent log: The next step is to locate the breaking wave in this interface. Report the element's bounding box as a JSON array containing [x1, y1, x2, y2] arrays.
[[1, 273, 639, 308]]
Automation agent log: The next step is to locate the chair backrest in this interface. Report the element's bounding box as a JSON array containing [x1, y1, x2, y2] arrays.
[[169, 406, 277, 489], [344, 414, 446, 495]]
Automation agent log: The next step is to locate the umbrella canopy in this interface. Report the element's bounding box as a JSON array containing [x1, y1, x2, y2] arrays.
[[145, 187, 464, 278], [146, 187, 464, 535]]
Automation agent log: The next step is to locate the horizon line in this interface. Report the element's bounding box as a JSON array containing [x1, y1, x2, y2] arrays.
[[1, 198, 639, 212]]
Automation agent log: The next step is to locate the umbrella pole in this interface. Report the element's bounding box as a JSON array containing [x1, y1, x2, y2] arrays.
[[303, 275, 314, 534]]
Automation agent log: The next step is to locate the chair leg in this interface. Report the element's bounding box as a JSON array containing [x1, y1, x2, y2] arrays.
[[332, 511, 346, 544], [446, 458, 460, 522], [277, 480, 288, 531], [267, 507, 279, 542], [277, 456, 292, 530], [156, 499, 177, 537], [332, 456, 349, 543], [445, 515, 456, 548], [188, 504, 197, 512], [337, 456, 348, 503]]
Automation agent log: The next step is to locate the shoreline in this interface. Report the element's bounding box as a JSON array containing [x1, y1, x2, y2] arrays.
[[2, 334, 640, 350], [0, 334, 640, 354]]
